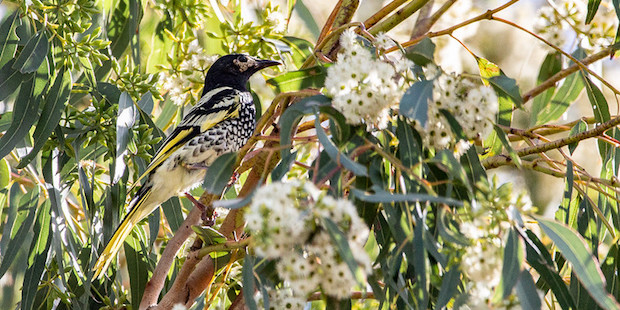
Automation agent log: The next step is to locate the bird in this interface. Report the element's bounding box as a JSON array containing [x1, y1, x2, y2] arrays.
[[93, 54, 281, 279]]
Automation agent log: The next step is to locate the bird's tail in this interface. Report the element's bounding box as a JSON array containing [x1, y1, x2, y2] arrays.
[[92, 186, 156, 279]]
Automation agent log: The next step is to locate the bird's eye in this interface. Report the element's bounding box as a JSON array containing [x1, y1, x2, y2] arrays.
[[238, 56, 248, 62]]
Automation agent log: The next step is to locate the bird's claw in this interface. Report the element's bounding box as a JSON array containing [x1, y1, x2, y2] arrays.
[[184, 193, 217, 226]]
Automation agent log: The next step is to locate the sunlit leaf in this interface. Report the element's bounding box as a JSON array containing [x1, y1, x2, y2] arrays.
[[124, 228, 149, 308], [351, 188, 463, 206], [266, 65, 326, 92], [192, 226, 226, 246]]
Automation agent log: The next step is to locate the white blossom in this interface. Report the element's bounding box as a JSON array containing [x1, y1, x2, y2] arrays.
[[325, 29, 411, 129]]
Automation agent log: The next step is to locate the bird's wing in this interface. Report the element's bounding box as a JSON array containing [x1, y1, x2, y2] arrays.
[[130, 87, 244, 188]]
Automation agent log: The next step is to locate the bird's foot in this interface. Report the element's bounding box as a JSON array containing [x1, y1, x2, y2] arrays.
[[226, 172, 240, 188], [184, 193, 217, 226]]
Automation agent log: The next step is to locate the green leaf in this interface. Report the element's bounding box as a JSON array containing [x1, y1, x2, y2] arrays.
[[124, 228, 150, 308], [586, 0, 602, 24], [489, 74, 523, 111], [293, 0, 320, 39], [493, 125, 522, 168], [431, 149, 471, 193], [320, 106, 350, 145], [323, 218, 365, 284], [538, 218, 620, 310], [266, 65, 326, 92], [568, 120, 588, 154], [515, 270, 542, 310], [0, 158, 9, 189], [242, 255, 259, 310], [0, 186, 39, 278], [412, 216, 429, 308], [530, 52, 562, 126], [203, 152, 238, 194], [406, 37, 435, 66], [582, 74, 610, 123], [314, 116, 368, 176], [350, 188, 463, 206], [540, 73, 585, 126], [21, 200, 52, 310], [399, 80, 433, 126], [0, 59, 31, 101], [12, 29, 48, 73], [500, 228, 523, 298], [0, 76, 41, 160], [476, 56, 501, 84], [108, 0, 141, 58], [0, 12, 20, 68], [192, 226, 226, 246], [18, 68, 71, 168], [161, 198, 183, 233], [523, 229, 577, 309], [282, 36, 314, 68], [436, 268, 461, 309], [396, 118, 422, 168]]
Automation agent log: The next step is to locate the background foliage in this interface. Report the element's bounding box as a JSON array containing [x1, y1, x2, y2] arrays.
[[0, 0, 620, 309]]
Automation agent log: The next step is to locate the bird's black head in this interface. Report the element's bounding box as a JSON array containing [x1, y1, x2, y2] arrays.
[[203, 54, 280, 92]]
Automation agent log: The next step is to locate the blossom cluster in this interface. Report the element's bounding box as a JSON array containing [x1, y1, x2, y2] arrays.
[[245, 181, 371, 307], [418, 68, 498, 150], [457, 178, 532, 309], [534, 0, 617, 50], [325, 29, 413, 129], [158, 40, 218, 106]]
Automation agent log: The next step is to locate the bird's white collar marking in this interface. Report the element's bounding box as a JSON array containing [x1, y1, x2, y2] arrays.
[[233, 57, 256, 72], [197, 86, 233, 106]]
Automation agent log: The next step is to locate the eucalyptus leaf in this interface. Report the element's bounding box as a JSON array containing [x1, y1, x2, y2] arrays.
[[538, 218, 620, 310], [399, 80, 432, 126], [266, 65, 326, 92], [203, 152, 238, 195], [12, 30, 49, 74]]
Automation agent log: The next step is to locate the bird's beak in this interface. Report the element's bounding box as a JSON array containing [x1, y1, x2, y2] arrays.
[[255, 59, 282, 70]]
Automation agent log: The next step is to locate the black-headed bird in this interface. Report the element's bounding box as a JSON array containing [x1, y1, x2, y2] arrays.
[[93, 54, 280, 279]]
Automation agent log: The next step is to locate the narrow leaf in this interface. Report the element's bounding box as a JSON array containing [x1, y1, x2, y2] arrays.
[[350, 188, 463, 206], [568, 120, 588, 154], [243, 255, 259, 310], [586, 0, 602, 24], [281, 36, 314, 68], [0, 186, 39, 278], [203, 152, 238, 194], [0, 59, 31, 101], [293, 0, 320, 39], [124, 228, 149, 307], [314, 116, 368, 176], [436, 268, 461, 309], [12, 29, 48, 73], [538, 218, 620, 310], [489, 74, 523, 109], [530, 52, 562, 126], [324, 218, 365, 284], [493, 125, 522, 168], [515, 270, 542, 310], [19, 68, 72, 168], [21, 201, 52, 310], [501, 228, 523, 298], [0, 12, 20, 68], [0, 76, 40, 160]]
